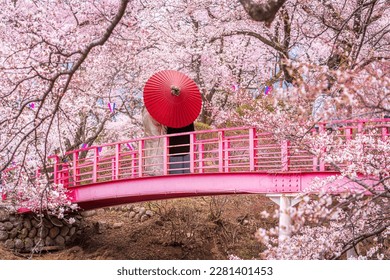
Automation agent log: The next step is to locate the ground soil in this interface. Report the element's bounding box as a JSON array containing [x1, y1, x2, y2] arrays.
[[0, 195, 277, 260]]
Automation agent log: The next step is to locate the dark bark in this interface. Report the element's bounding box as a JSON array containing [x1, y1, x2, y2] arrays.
[[239, 0, 287, 25]]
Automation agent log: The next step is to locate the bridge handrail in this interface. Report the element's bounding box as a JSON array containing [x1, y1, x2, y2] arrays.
[[2, 119, 389, 191], [45, 119, 389, 188], [61, 118, 390, 156]]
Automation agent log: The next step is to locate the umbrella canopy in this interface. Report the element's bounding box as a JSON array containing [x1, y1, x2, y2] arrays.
[[143, 70, 202, 128]]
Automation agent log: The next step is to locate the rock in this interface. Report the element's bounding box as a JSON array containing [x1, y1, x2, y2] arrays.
[[134, 213, 141, 221], [42, 218, 53, 228], [0, 230, 8, 241], [138, 207, 146, 216], [94, 221, 107, 234], [55, 235, 65, 246], [75, 215, 83, 220], [8, 215, 16, 222], [50, 217, 63, 227], [237, 215, 248, 224], [129, 211, 136, 218], [125, 205, 134, 211], [9, 228, 18, 239], [69, 227, 76, 237], [0, 222, 4, 230], [4, 239, 14, 249], [23, 219, 32, 230], [34, 236, 44, 247], [18, 228, 29, 239], [37, 227, 49, 238], [24, 238, 34, 251], [45, 236, 55, 246], [242, 219, 249, 226], [96, 209, 105, 215], [68, 246, 83, 253], [112, 222, 123, 229], [0, 209, 10, 222], [145, 210, 154, 217], [140, 214, 149, 222], [16, 223, 24, 231], [49, 227, 60, 239], [4, 221, 13, 231], [13, 221, 23, 230], [71, 217, 82, 227], [81, 210, 96, 217], [28, 227, 37, 238], [31, 219, 40, 228], [60, 226, 70, 237], [14, 239, 24, 250]]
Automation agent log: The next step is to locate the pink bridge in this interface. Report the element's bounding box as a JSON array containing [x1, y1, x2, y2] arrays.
[[44, 119, 389, 210]]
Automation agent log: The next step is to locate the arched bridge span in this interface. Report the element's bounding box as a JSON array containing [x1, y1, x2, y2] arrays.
[[3, 119, 388, 210]]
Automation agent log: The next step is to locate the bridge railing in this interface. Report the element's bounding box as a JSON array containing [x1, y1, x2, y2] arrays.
[[46, 119, 388, 188]]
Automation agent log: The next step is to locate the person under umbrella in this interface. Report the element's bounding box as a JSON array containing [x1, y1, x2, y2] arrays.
[[142, 108, 166, 176], [143, 70, 202, 175], [166, 123, 194, 174]]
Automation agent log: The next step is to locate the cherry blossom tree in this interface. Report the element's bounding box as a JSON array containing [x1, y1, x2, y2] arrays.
[[218, 0, 390, 259], [0, 0, 141, 215], [0, 0, 389, 259]]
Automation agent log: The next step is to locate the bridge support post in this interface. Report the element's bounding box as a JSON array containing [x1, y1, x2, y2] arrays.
[[267, 194, 301, 242]]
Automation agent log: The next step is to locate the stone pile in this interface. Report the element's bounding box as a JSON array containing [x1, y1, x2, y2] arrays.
[[0, 208, 83, 252], [97, 205, 155, 222], [124, 206, 154, 222], [80, 205, 155, 234]]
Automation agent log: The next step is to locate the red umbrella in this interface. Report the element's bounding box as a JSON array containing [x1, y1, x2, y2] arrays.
[[143, 70, 202, 128]]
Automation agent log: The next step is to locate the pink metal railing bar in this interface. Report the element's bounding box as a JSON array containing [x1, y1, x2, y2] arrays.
[[39, 119, 390, 187], [7, 119, 386, 189], [2, 119, 388, 209]]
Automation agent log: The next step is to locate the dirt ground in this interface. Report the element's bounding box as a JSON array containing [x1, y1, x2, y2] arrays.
[[0, 195, 277, 260]]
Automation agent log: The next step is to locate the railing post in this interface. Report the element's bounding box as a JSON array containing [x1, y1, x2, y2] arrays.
[[218, 131, 224, 172], [35, 168, 41, 179], [224, 136, 230, 173], [73, 151, 79, 186], [62, 163, 70, 188], [115, 144, 120, 180], [92, 147, 98, 183], [51, 155, 59, 184], [131, 151, 136, 178], [249, 128, 256, 171], [138, 139, 144, 177], [190, 133, 195, 173], [199, 143, 204, 174], [312, 129, 318, 171], [357, 121, 364, 134], [381, 126, 388, 141], [312, 156, 318, 172], [111, 158, 115, 181], [318, 124, 326, 171], [345, 127, 352, 141], [281, 140, 290, 172], [163, 136, 168, 175]]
